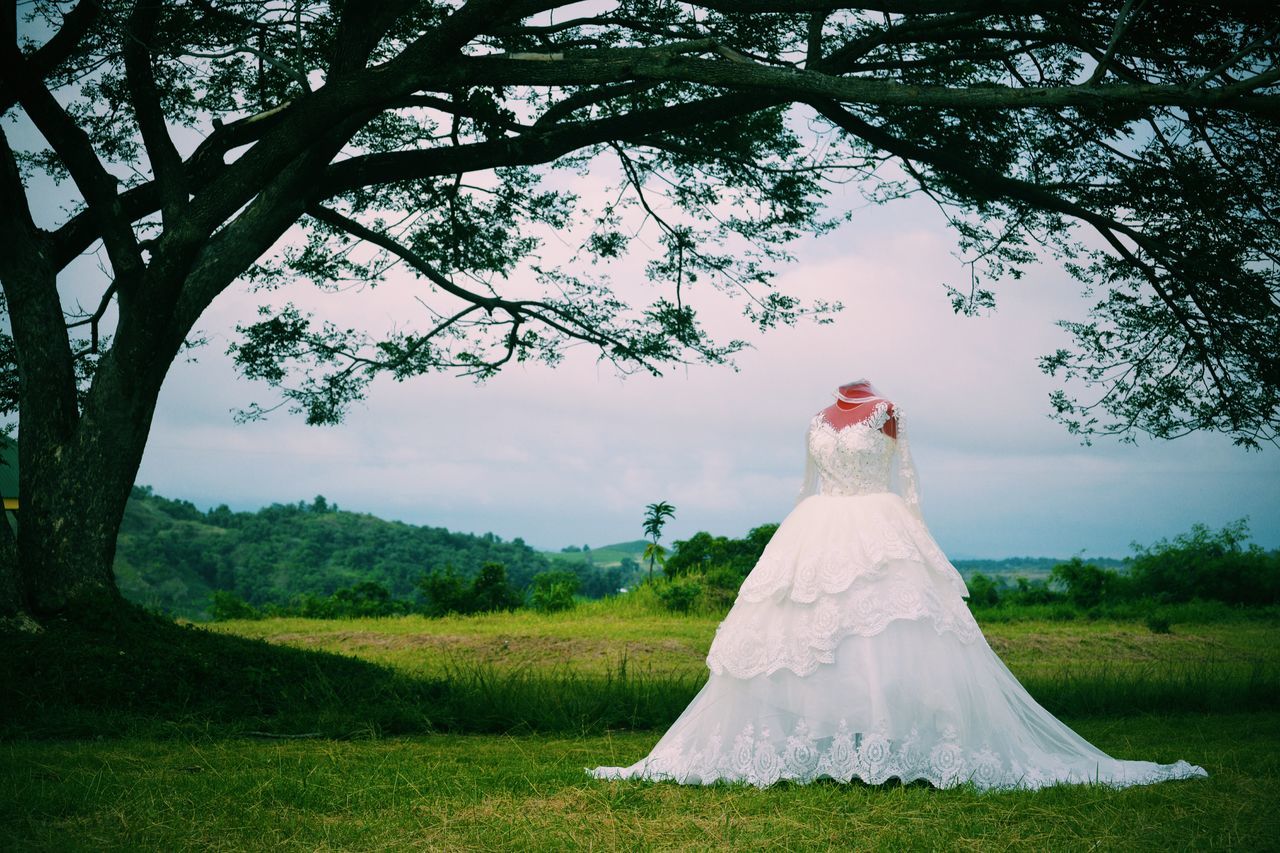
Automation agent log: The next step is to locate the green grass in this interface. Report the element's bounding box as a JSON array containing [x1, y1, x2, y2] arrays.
[[4, 602, 1280, 849], [5, 602, 1277, 742], [204, 596, 1280, 678], [200, 601, 1280, 720], [2, 713, 1276, 850]]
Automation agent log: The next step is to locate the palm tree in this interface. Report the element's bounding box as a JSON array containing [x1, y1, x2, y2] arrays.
[[642, 501, 676, 581]]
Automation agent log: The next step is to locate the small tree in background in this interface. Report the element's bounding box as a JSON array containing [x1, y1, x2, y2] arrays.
[[417, 565, 469, 618], [642, 501, 676, 581], [470, 562, 522, 613]]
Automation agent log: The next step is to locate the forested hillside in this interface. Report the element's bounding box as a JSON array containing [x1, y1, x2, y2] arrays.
[[115, 487, 550, 619]]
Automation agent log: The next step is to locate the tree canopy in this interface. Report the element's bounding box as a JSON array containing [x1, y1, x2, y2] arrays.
[[4, 0, 1278, 448], [1, 1, 1278, 618]]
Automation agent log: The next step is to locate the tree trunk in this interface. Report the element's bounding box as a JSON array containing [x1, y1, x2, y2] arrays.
[[0, 505, 29, 628], [17, 313, 176, 616]]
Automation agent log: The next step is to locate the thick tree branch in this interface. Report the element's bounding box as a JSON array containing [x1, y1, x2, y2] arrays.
[[1084, 0, 1140, 86], [533, 81, 659, 128], [1, 49, 145, 287], [328, 0, 416, 77], [0, 128, 79, 440], [0, 0, 100, 113], [319, 92, 780, 195], [307, 204, 501, 310], [170, 113, 375, 341], [123, 1, 188, 226], [688, 0, 1065, 11], [450, 52, 1280, 117]]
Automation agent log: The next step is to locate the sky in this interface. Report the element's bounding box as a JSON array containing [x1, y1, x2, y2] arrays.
[[5, 28, 1278, 560], [121, 175, 1280, 559]]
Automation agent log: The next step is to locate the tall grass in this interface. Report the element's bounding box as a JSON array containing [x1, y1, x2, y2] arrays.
[[4, 602, 1278, 743], [969, 599, 1280, 624]]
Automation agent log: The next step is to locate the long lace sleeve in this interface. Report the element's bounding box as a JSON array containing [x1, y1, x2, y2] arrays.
[[891, 405, 922, 519], [796, 421, 820, 505]]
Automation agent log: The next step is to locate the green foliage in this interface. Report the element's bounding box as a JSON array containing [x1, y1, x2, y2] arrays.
[[212, 582, 412, 621], [209, 590, 260, 622], [470, 562, 524, 614], [417, 565, 469, 617], [417, 562, 522, 617], [641, 501, 676, 580], [654, 576, 703, 614], [294, 581, 412, 619], [967, 521, 1279, 617], [529, 571, 580, 614], [1051, 557, 1134, 609], [665, 524, 778, 578], [965, 573, 1002, 608], [1128, 519, 1280, 606], [542, 543, 649, 598], [115, 486, 550, 618]]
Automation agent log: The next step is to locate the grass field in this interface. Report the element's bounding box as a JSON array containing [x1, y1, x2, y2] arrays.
[[3, 713, 1276, 850], [4, 603, 1279, 850], [203, 599, 1280, 682]]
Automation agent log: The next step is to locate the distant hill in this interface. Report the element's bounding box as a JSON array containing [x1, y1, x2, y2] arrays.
[[951, 556, 1127, 581], [114, 489, 1128, 620], [115, 487, 550, 620], [541, 540, 649, 569]]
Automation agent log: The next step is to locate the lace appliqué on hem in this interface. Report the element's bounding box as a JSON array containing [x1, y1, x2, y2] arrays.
[[590, 718, 1209, 791]]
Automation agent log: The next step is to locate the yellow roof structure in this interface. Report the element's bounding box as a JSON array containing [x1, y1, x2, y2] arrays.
[[0, 436, 16, 513]]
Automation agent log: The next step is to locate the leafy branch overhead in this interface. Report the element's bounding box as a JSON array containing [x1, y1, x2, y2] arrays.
[[3, 0, 1278, 448]]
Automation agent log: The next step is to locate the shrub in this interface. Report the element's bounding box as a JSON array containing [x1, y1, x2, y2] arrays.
[[701, 565, 743, 610], [1050, 557, 1133, 609], [966, 573, 1002, 607], [418, 562, 523, 616], [529, 570, 580, 613], [328, 581, 408, 617], [656, 576, 703, 613], [209, 590, 260, 621], [1005, 576, 1063, 606]]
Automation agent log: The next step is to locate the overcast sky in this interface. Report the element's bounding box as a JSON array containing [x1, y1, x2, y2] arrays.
[[124, 178, 1280, 559], [6, 70, 1277, 561]]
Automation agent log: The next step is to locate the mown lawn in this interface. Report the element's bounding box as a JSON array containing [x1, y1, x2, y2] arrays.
[[2, 712, 1276, 851]]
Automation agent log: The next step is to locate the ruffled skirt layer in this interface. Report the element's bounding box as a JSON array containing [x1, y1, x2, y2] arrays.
[[589, 493, 1207, 790]]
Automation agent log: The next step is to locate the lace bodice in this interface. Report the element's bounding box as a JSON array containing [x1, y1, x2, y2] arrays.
[[799, 401, 920, 512]]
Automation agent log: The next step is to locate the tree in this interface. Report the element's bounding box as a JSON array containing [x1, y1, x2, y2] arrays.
[[1050, 556, 1129, 608], [2, 2, 1278, 622], [642, 499, 676, 580], [470, 560, 521, 612]]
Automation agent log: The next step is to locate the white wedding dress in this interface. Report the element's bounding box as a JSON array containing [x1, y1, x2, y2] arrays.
[[589, 399, 1208, 790]]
